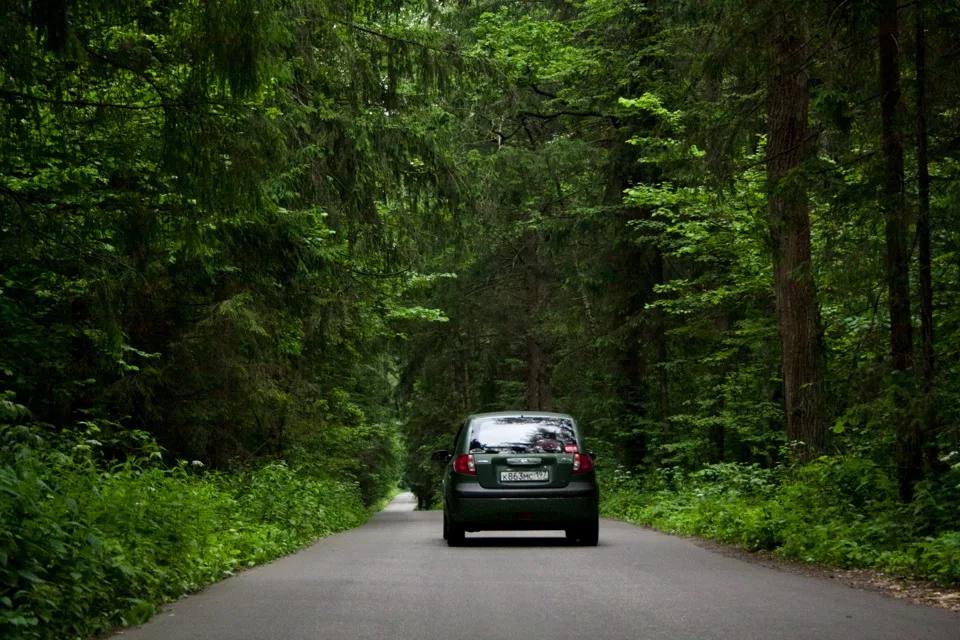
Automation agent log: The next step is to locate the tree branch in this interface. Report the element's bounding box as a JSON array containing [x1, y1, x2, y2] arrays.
[[0, 88, 245, 111]]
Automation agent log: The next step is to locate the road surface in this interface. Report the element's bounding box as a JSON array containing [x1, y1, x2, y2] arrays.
[[113, 492, 959, 640]]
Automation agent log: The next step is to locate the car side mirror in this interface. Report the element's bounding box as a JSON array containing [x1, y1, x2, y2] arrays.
[[431, 450, 452, 463]]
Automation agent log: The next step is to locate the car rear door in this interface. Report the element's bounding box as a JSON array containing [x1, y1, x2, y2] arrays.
[[475, 452, 574, 489]]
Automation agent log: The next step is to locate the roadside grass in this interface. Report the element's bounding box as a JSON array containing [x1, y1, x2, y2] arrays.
[[600, 458, 960, 586], [0, 425, 376, 640]]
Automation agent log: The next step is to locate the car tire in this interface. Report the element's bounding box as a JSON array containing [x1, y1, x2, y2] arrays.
[[445, 512, 465, 546], [567, 520, 599, 546], [579, 519, 599, 546]]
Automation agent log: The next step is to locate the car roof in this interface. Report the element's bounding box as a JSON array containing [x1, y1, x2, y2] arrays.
[[467, 411, 575, 421]]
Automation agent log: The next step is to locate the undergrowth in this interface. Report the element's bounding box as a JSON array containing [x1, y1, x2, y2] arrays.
[[0, 421, 369, 640], [601, 457, 960, 586]]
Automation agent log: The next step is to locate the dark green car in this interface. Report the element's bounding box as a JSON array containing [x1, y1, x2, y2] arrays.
[[434, 411, 599, 546]]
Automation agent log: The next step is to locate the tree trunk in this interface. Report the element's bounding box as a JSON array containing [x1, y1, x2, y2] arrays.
[[766, 14, 825, 460], [914, 0, 938, 470], [878, 0, 922, 499], [709, 420, 725, 463], [879, 0, 914, 373], [523, 230, 551, 410], [914, 1, 933, 388], [604, 143, 657, 465], [454, 330, 472, 414], [653, 248, 670, 433]]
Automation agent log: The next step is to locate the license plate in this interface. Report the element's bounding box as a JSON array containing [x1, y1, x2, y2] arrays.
[[500, 470, 548, 482]]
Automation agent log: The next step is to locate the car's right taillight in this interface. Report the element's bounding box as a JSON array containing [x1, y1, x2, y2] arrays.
[[572, 452, 594, 474], [452, 454, 476, 475]]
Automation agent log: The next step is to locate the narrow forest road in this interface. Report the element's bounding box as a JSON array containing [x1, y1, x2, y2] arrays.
[[113, 493, 958, 640]]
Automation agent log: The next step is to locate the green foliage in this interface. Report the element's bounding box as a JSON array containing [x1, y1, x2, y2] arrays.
[[289, 416, 403, 508], [0, 0, 466, 470], [0, 422, 366, 640], [602, 458, 960, 585]]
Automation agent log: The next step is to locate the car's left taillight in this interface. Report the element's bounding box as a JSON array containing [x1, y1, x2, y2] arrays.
[[452, 454, 476, 475], [572, 452, 594, 474]]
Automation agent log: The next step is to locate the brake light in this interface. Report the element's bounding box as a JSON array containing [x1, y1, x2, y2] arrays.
[[572, 452, 593, 474], [564, 443, 579, 453], [452, 454, 476, 475]]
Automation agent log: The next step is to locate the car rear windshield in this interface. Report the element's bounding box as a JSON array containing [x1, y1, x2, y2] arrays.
[[467, 416, 577, 454]]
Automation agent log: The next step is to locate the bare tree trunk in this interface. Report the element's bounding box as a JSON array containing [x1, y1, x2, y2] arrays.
[[914, 0, 938, 470], [709, 421, 725, 463], [879, 0, 922, 499], [523, 230, 551, 410], [766, 14, 825, 460], [604, 146, 656, 465], [525, 333, 549, 410], [652, 248, 670, 433], [879, 0, 914, 374], [454, 331, 472, 414], [915, 1, 934, 388]]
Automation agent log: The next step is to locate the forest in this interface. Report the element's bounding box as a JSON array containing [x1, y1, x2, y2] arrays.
[[2, 1, 959, 637]]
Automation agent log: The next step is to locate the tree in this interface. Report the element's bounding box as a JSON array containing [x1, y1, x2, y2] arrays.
[[877, 0, 923, 499], [0, 1, 462, 497], [765, 7, 825, 459]]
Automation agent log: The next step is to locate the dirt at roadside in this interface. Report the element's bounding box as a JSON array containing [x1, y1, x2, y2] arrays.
[[694, 538, 960, 613]]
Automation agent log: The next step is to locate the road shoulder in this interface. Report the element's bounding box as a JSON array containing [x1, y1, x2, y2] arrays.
[[684, 533, 960, 612]]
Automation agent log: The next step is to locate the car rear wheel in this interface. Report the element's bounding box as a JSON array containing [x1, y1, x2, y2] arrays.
[[444, 512, 465, 546], [566, 520, 599, 546]]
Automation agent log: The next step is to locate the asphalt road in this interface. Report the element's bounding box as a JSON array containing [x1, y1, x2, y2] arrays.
[[114, 492, 958, 640]]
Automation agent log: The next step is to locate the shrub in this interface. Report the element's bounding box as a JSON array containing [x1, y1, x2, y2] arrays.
[[0, 423, 368, 640], [601, 457, 960, 585]]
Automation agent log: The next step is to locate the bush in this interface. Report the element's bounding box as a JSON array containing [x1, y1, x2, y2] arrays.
[[288, 419, 403, 508], [0, 423, 368, 640]]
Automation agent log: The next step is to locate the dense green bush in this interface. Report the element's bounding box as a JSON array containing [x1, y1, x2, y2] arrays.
[[0, 422, 369, 640], [601, 457, 960, 585], [288, 419, 403, 508]]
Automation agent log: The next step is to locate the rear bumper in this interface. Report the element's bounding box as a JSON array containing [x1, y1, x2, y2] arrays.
[[446, 481, 598, 530]]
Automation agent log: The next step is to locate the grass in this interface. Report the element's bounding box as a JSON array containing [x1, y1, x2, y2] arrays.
[[0, 425, 376, 640]]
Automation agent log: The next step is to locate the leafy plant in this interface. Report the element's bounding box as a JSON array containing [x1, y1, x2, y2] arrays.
[[0, 423, 368, 640]]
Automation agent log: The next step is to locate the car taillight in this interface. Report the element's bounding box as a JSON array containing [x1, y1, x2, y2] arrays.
[[572, 452, 593, 474], [452, 454, 476, 475]]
